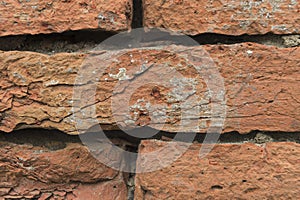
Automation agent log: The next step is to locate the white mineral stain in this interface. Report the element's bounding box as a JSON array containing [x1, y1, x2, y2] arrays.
[[246, 50, 253, 56], [271, 24, 288, 31], [97, 13, 105, 20], [45, 80, 59, 87], [12, 72, 27, 83], [109, 68, 130, 80]]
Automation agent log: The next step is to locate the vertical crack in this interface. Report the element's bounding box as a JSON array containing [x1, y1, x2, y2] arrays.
[[132, 0, 144, 28], [127, 172, 136, 200]]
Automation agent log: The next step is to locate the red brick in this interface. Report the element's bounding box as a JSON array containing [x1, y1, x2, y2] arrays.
[[0, 141, 127, 199], [135, 140, 300, 199], [0, 43, 299, 134], [144, 0, 300, 35], [0, 0, 132, 36]]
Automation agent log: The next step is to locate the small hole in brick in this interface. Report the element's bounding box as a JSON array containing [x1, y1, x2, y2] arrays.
[[136, 112, 151, 126], [151, 86, 161, 99], [242, 180, 247, 183], [211, 185, 223, 190], [196, 190, 202, 194]]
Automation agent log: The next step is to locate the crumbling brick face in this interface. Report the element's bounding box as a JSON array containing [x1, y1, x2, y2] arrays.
[[0, 0, 299, 199], [0, 44, 299, 134], [135, 140, 300, 200], [143, 0, 300, 35], [0, 141, 127, 199], [0, 0, 132, 36]]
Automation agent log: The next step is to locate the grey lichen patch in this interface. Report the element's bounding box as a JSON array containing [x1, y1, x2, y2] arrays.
[[129, 98, 169, 126], [12, 72, 27, 84], [290, 0, 298, 5], [240, 0, 263, 11], [282, 35, 300, 47], [130, 99, 151, 121], [268, 0, 283, 11], [271, 25, 288, 32], [253, 133, 274, 144], [239, 20, 252, 30], [237, 0, 277, 26], [167, 77, 198, 103], [97, 11, 118, 28]]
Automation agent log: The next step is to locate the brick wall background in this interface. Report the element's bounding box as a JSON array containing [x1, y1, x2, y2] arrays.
[[0, 0, 299, 199]]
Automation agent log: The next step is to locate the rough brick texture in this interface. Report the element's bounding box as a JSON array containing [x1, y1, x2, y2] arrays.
[[0, 0, 299, 199], [135, 140, 300, 199], [0, 0, 132, 36], [0, 141, 127, 199], [0, 43, 299, 134], [144, 0, 300, 35]]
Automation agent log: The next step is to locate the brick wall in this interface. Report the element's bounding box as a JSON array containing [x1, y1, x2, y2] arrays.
[[0, 0, 299, 199]]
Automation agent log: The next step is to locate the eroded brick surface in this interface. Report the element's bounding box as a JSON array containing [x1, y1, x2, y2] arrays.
[[0, 43, 299, 134], [144, 0, 300, 35], [135, 140, 300, 199], [0, 0, 132, 36], [0, 141, 127, 199]]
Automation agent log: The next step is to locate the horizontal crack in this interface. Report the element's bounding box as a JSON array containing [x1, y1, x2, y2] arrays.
[[192, 33, 300, 48], [0, 128, 299, 149], [0, 29, 116, 55], [0, 30, 299, 55]]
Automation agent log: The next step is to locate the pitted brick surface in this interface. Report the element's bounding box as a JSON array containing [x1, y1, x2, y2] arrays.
[[0, 141, 127, 199], [135, 140, 300, 199], [0, 0, 132, 36], [0, 43, 299, 134], [144, 0, 300, 35]]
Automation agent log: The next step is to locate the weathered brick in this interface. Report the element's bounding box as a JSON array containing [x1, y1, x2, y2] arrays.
[[0, 0, 132, 36], [144, 0, 300, 35], [0, 140, 127, 199], [135, 140, 300, 199], [0, 43, 299, 134]]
